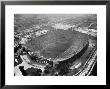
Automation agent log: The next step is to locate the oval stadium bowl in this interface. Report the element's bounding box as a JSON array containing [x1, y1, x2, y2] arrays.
[[26, 28, 89, 61]]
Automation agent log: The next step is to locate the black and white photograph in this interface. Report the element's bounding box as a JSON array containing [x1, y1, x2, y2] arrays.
[[3, 3, 107, 85], [14, 14, 97, 76]]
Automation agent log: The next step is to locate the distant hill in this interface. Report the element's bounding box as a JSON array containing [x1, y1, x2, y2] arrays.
[[14, 14, 97, 32]]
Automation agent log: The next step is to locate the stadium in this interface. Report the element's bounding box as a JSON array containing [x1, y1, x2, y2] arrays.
[[14, 14, 97, 76]]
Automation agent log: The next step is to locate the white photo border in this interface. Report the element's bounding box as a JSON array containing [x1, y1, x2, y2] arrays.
[[5, 5, 106, 85]]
